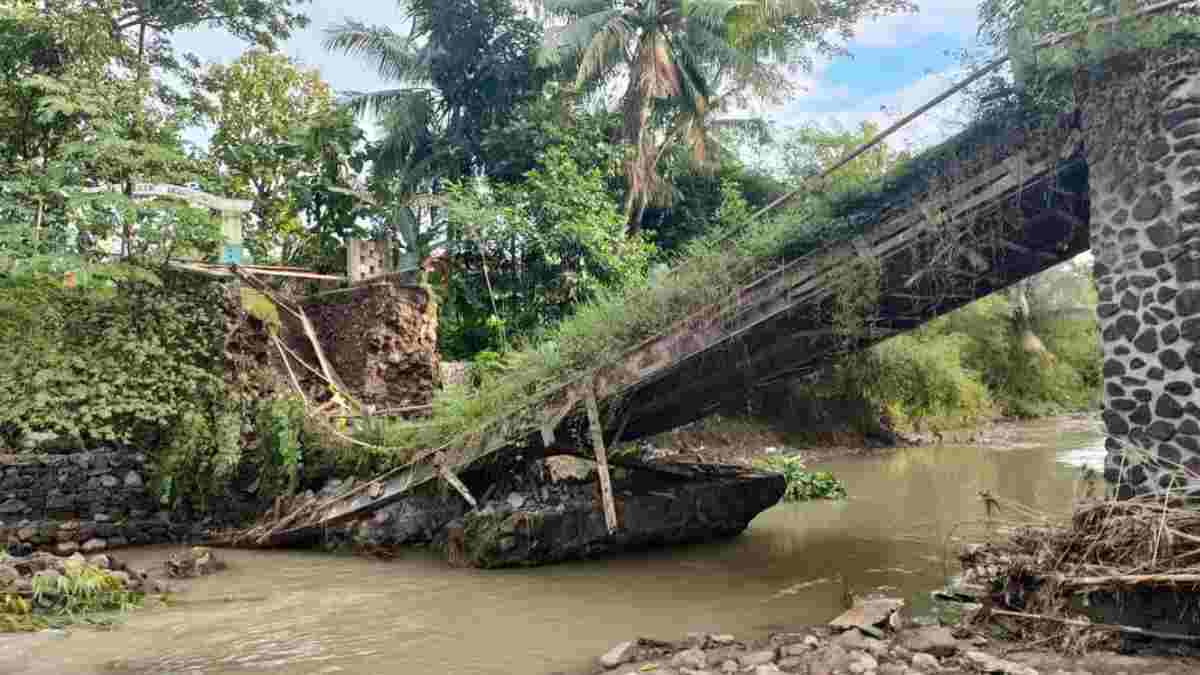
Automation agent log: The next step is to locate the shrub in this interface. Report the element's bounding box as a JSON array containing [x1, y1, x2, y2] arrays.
[[755, 455, 848, 502]]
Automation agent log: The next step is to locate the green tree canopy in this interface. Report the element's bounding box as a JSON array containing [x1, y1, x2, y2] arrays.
[[198, 49, 336, 263]]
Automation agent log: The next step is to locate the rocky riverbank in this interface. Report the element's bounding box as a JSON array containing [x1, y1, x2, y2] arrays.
[[0, 546, 224, 632], [580, 608, 1200, 675]]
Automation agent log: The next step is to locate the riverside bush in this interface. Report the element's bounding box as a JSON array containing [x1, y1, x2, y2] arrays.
[[754, 455, 847, 501]]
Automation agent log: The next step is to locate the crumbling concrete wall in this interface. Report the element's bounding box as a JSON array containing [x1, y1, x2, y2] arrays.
[[291, 277, 440, 412], [1081, 46, 1200, 497]]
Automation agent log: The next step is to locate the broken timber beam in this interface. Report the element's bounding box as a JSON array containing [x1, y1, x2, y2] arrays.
[[585, 382, 619, 533], [439, 466, 478, 509]]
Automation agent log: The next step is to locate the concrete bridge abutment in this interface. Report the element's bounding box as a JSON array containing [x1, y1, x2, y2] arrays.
[[1082, 47, 1200, 497]]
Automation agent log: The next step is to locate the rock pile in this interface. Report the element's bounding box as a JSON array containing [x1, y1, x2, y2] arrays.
[[592, 625, 1100, 675], [0, 550, 168, 598]]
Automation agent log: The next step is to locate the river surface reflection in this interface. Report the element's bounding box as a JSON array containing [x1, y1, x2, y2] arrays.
[[2, 416, 1106, 675]]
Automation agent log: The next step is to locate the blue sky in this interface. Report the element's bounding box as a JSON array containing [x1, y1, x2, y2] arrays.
[[175, 0, 985, 153]]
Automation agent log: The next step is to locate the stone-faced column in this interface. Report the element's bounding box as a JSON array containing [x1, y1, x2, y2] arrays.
[[1081, 47, 1200, 497]]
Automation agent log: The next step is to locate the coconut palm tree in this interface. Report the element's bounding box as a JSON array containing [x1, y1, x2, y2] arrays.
[[541, 0, 910, 233]]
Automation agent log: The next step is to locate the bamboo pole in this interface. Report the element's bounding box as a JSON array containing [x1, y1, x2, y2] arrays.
[[585, 382, 619, 534]]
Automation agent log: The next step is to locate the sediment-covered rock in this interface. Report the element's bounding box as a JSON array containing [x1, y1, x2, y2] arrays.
[[443, 464, 784, 568]]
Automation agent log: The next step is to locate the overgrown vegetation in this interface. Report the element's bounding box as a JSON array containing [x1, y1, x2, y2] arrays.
[[4, 0, 1192, 507], [754, 455, 848, 502], [1, 562, 143, 633]]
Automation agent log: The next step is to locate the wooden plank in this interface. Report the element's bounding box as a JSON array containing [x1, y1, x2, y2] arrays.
[[585, 382, 619, 534], [439, 467, 478, 509], [999, 239, 1058, 263]]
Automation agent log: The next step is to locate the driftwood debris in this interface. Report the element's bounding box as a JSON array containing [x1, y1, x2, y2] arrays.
[[989, 608, 1200, 643], [585, 382, 619, 534]]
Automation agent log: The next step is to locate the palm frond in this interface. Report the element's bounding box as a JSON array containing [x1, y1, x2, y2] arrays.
[[679, 0, 743, 31], [339, 87, 434, 119], [543, 0, 618, 19], [323, 21, 430, 84], [573, 11, 637, 86]]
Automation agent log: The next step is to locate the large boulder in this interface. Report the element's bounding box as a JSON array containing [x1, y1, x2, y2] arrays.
[[446, 464, 784, 568]]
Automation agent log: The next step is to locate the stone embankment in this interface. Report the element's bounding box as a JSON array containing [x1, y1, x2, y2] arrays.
[[587, 621, 1200, 675], [1, 434, 260, 556]]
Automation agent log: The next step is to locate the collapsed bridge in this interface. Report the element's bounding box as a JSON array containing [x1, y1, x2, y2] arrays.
[[225, 115, 1095, 549], [224, 29, 1200, 554]]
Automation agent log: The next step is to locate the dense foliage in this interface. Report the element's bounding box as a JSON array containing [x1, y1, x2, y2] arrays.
[[5, 0, 1176, 504], [754, 455, 848, 501]]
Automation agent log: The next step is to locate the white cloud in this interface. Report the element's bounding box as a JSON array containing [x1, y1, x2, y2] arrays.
[[850, 0, 980, 49], [731, 64, 977, 178]]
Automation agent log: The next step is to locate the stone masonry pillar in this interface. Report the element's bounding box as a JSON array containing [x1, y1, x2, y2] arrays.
[[1082, 48, 1200, 497]]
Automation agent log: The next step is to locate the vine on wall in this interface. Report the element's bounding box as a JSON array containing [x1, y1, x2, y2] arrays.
[[0, 270, 336, 512]]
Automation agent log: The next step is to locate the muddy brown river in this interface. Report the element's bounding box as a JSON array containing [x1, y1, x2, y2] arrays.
[[0, 416, 1106, 675]]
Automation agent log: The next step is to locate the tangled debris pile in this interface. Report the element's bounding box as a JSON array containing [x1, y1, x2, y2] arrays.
[[955, 495, 1200, 652]]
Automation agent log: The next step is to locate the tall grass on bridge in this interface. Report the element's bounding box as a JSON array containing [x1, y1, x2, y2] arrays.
[[347, 100, 1060, 466]]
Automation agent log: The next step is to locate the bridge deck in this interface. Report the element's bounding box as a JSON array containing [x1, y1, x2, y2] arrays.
[[223, 142, 1091, 548]]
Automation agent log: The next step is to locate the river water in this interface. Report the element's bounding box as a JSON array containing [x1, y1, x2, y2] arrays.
[[3, 416, 1106, 675]]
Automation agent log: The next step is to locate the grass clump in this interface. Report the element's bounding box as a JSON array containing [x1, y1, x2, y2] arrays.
[[755, 455, 848, 502], [0, 563, 143, 633]]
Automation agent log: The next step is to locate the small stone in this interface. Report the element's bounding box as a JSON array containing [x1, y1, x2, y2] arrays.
[[55, 541, 78, 556], [1144, 138, 1171, 162], [81, 538, 106, 553], [754, 666, 782, 675], [600, 641, 638, 669], [720, 660, 738, 673], [123, 471, 143, 488], [738, 650, 777, 667], [1115, 315, 1139, 342], [1167, 382, 1194, 397], [672, 648, 708, 670], [777, 657, 805, 671], [900, 626, 959, 657], [506, 492, 525, 509], [781, 643, 811, 657], [1103, 410, 1131, 435], [709, 634, 735, 645], [1159, 443, 1183, 464], [911, 653, 940, 672], [0, 499, 27, 515], [963, 650, 1038, 675], [100, 474, 119, 488], [1157, 395, 1185, 419], [1133, 193, 1164, 221], [1164, 350, 1186, 371], [1179, 289, 1200, 317], [1141, 250, 1166, 268], [1164, 324, 1181, 344], [1133, 329, 1158, 354], [1147, 222, 1177, 247], [848, 651, 878, 674], [1185, 318, 1200, 342], [1103, 359, 1127, 377]]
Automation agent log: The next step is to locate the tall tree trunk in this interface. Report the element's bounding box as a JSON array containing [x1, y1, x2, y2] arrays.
[[620, 52, 654, 236]]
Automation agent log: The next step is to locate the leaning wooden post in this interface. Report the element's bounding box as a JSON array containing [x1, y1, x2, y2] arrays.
[[584, 381, 619, 534]]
